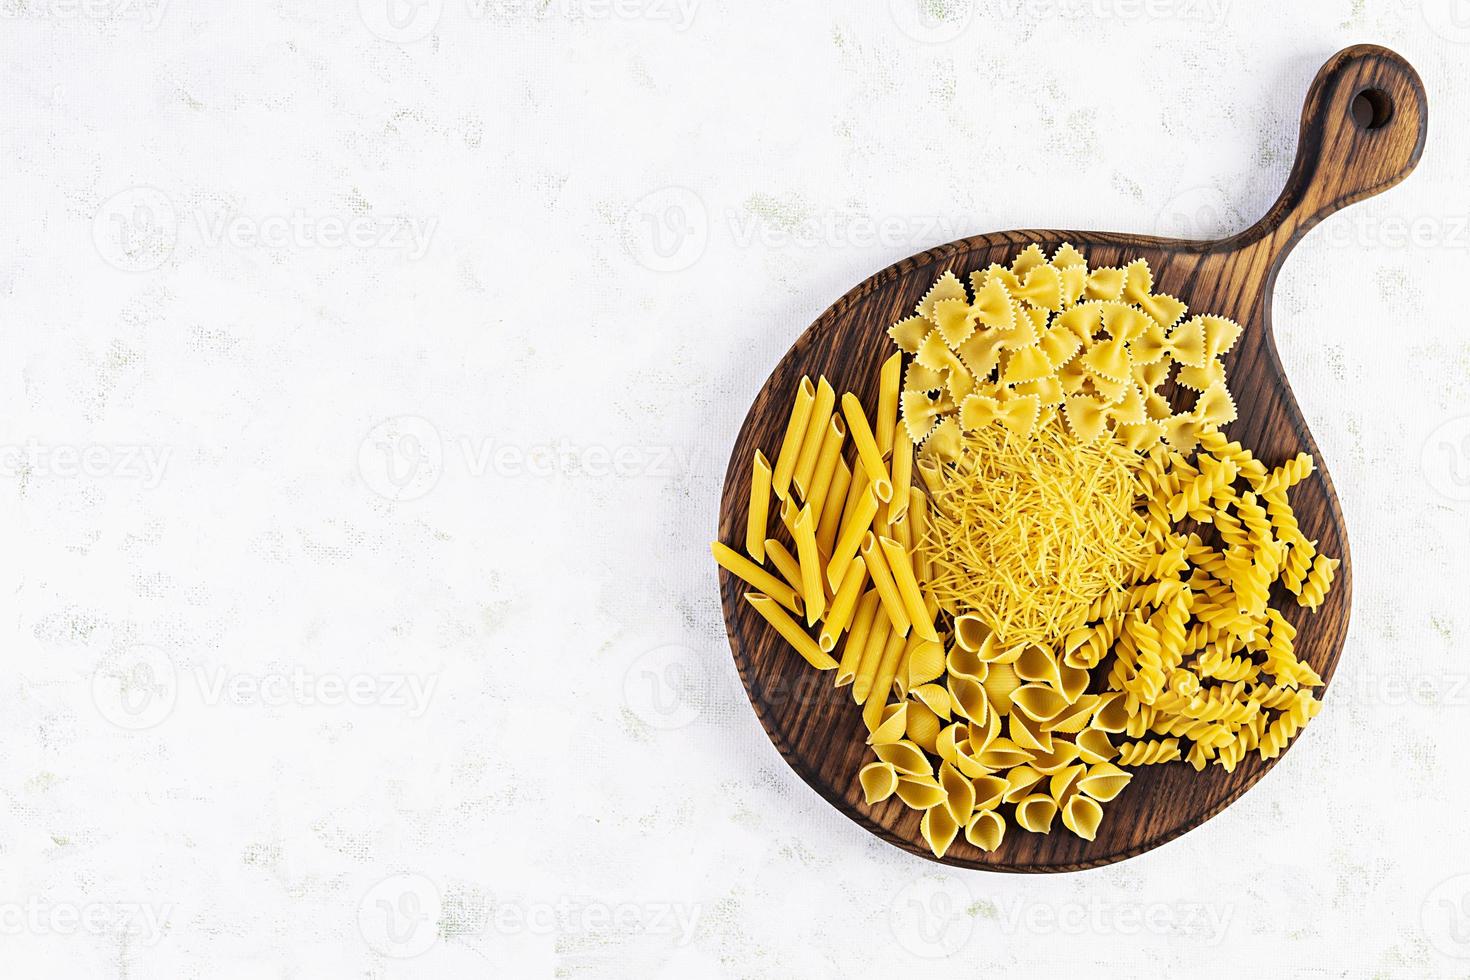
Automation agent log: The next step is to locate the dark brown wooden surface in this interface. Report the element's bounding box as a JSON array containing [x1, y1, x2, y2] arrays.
[[715, 45, 1426, 872]]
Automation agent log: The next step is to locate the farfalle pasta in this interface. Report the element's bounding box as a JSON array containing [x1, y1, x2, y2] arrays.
[[714, 241, 1338, 858]]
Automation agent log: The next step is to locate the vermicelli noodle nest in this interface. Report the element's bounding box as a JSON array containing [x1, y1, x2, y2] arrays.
[[923, 418, 1149, 650]]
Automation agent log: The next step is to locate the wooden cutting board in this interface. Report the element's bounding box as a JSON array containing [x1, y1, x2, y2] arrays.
[[715, 44, 1426, 871]]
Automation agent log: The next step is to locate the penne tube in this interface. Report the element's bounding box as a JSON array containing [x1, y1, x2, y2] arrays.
[[881, 536, 939, 642], [851, 603, 891, 704], [876, 351, 902, 457], [827, 486, 880, 590], [791, 377, 836, 501], [887, 426, 913, 524], [890, 509, 912, 553], [778, 495, 800, 542], [804, 414, 847, 528], [793, 504, 825, 625], [836, 589, 880, 687], [863, 630, 911, 731], [819, 555, 868, 652], [816, 458, 851, 556], [711, 542, 803, 616], [916, 454, 945, 495], [907, 488, 931, 583], [764, 539, 803, 596], [771, 377, 816, 501], [746, 592, 837, 671], [745, 450, 772, 562], [840, 392, 893, 502], [861, 531, 912, 637]]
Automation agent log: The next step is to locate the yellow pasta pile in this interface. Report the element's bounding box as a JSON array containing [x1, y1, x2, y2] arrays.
[[714, 241, 1340, 860], [923, 418, 1150, 649]]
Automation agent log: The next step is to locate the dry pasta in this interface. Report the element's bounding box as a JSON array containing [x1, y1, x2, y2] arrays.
[[712, 242, 1339, 858]]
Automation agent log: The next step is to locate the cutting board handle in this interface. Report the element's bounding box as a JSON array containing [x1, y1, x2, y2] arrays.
[[1229, 44, 1427, 264]]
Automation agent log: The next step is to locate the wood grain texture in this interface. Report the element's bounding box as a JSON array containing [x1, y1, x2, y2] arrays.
[[715, 46, 1427, 872]]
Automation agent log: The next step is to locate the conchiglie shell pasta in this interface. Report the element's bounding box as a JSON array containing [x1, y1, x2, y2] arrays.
[[1077, 762, 1133, 802], [1010, 683, 1071, 723], [976, 737, 1033, 771], [905, 699, 942, 754], [940, 762, 976, 827], [921, 803, 960, 859], [874, 739, 932, 777], [867, 702, 908, 746], [1015, 793, 1059, 834], [895, 774, 947, 811], [859, 761, 898, 805], [1075, 728, 1118, 764], [1062, 794, 1105, 841], [965, 809, 1006, 852]]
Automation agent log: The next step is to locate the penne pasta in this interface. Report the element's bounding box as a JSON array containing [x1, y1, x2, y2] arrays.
[[792, 504, 825, 625], [880, 536, 939, 642], [827, 485, 880, 590], [890, 509, 912, 553], [763, 538, 803, 597], [907, 488, 930, 584], [771, 376, 815, 501], [838, 464, 870, 536], [888, 426, 913, 524], [836, 589, 880, 687], [745, 592, 837, 671], [840, 392, 893, 503], [804, 413, 847, 527], [861, 531, 912, 637], [791, 376, 836, 501], [863, 631, 912, 731], [711, 541, 803, 616], [851, 603, 891, 704], [820, 555, 869, 652], [745, 450, 772, 562], [816, 458, 852, 556], [876, 351, 902, 456]]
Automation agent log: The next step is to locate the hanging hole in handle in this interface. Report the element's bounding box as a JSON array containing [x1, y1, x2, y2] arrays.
[[1351, 87, 1394, 130]]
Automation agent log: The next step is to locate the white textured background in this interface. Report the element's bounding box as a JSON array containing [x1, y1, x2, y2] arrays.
[[1, 0, 1468, 976]]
